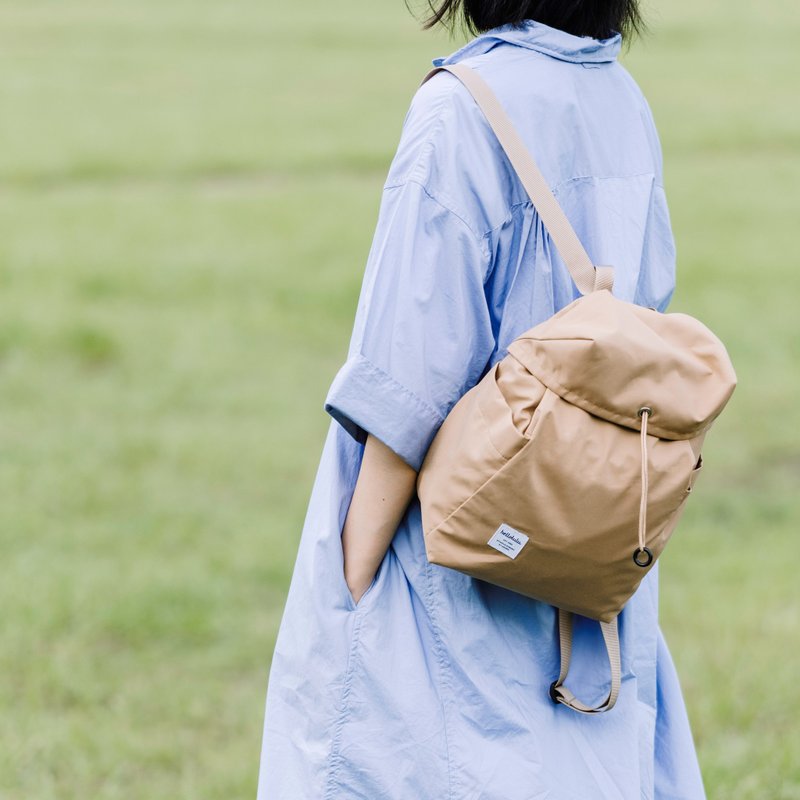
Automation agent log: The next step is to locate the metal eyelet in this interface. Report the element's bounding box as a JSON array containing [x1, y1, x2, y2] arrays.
[[633, 547, 654, 567], [637, 406, 652, 418]]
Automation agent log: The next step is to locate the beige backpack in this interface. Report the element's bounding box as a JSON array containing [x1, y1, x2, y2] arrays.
[[415, 64, 737, 713]]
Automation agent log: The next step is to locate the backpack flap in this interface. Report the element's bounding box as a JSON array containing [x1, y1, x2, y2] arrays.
[[506, 289, 737, 440]]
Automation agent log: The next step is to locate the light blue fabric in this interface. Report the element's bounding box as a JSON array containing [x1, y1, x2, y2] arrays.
[[257, 19, 706, 800]]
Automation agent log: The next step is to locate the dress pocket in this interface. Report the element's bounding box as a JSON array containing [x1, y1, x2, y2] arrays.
[[338, 530, 384, 612]]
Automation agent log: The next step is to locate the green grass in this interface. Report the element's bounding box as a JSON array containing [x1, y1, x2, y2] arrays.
[[0, 0, 797, 797]]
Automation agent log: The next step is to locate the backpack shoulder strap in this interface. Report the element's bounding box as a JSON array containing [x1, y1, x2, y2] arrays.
[[420, 63, 614, 296], [549, 609, 622, 714]]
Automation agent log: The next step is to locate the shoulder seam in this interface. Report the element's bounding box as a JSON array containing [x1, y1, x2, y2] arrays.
[[384, 72, 460, 191], [382, 179, 493, 282]]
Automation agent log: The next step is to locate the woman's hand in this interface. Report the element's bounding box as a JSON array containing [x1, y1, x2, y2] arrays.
[[341, 433, 418, 606]]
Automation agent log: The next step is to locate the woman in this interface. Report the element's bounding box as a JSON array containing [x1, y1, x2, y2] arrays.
[[258, 2, 706, 797]]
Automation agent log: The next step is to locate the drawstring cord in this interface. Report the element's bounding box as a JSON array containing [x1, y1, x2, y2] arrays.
[[634, 407, 653, 567]]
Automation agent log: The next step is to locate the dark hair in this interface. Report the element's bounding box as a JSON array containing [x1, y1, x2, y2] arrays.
[[414, 0, 645, 42]]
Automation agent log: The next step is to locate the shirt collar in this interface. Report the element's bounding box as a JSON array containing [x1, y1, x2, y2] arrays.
[[432, 19, 621, 66]]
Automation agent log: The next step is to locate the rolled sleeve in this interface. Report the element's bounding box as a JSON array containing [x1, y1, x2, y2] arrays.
[[322, 91, 496, 471], [324, 353, 445, 472], [322, 178, 495, 471]]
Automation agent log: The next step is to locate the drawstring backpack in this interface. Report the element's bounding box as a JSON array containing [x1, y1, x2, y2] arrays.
[[415, 64, 737, 714]]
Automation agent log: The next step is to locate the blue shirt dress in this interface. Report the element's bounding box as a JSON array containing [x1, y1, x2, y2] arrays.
[[257, 20, 706, 800]]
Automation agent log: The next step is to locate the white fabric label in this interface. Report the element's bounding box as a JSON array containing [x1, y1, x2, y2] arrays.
[[487, 523, 529, 559]]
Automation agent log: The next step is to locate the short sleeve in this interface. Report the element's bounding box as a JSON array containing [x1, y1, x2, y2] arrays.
[[324, 178, 495, 471]]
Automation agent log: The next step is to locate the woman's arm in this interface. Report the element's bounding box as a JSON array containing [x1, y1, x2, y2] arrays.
[[342, 433, 418, 604]]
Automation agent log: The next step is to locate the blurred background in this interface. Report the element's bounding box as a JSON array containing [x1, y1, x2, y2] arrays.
[[0, 0, 797, 797]]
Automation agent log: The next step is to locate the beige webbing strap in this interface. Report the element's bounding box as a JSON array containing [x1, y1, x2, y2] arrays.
[[549, 609, 621, 714], [420, 63, 614, 296]]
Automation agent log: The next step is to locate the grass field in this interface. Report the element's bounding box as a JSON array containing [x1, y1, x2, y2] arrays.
[[0, 1, 798, 797]]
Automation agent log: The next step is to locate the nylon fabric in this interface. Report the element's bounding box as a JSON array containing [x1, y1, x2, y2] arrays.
[[415, 65, 736, 710]]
